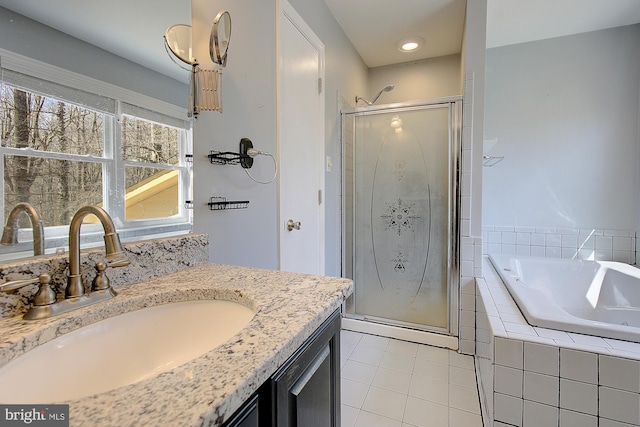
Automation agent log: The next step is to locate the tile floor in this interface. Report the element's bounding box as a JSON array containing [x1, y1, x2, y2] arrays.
[[341, 330, 483, 427]]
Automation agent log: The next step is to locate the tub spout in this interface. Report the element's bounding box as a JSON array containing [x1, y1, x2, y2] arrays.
[[66, 206, 130, 299], [1, 203, 45, 256]]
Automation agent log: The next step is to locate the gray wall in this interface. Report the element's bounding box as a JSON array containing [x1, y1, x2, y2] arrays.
[[483, 24, 640, 231], [0, 6, 188, 108], [192, 0, 367, 273], [191, 0, 278, 269], [368, 54, 462, 103]]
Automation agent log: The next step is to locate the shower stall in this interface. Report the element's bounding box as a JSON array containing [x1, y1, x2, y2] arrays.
[[342, 97, 462, 347]]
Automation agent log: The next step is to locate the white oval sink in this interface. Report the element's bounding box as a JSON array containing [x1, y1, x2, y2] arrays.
[[0, 299, 254, 403]]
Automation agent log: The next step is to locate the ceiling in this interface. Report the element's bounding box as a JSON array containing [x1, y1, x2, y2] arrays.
[[0, 0, 639, 81], [0, 0, 191, 82], [324, 0, 466, 68]]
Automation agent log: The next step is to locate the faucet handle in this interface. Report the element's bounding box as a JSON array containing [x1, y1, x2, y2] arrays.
[[32, 274, 57, 307], [92, 261, 110, 292], [0, 275, 42, 293], [0, 273, 56, 306]]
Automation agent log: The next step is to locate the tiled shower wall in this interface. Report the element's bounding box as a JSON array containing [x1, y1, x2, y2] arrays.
[[482, 226, 638, 265]]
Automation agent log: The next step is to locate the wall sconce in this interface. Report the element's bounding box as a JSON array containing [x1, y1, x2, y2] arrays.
[[163, 10, 231, 118]]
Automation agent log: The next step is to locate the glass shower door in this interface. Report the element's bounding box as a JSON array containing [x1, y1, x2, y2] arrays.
[[351, 103, 457, 332]]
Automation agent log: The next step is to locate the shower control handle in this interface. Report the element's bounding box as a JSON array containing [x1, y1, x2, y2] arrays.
[[287, 219, 302, 232]]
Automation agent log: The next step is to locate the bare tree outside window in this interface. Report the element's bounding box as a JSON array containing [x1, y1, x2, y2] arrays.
[[1, 86, 104, 227], [0, 76, 188, 249]]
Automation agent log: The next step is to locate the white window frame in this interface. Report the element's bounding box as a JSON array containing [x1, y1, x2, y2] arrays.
[[0, 49, 192, 257]]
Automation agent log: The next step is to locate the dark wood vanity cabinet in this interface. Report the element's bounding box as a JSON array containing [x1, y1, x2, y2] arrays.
[[223, 309, 341, 427]]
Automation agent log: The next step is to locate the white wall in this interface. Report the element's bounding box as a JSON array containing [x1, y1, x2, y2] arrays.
[[367, 54, 462, 104], [0, 6, 188, 108], [483, 24, 640, 231]]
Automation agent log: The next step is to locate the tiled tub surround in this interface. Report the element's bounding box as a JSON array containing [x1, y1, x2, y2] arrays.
[[0, 233, 209, 319], [0, 263, 353, 426], [482, 226, 637, 264], [476, 256, 640, 427]]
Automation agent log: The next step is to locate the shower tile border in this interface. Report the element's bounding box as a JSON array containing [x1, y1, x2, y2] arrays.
[[482, 225, 638, 265]]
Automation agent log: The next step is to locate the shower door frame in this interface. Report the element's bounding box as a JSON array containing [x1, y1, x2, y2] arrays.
[[342, 96, 462, 340]]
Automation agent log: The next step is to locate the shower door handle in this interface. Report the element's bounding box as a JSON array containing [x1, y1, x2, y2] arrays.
[[287, 219, 302, 231]]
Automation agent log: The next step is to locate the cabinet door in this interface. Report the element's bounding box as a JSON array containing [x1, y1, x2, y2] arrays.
[[223, 394, 260, 427], [273, 310, 341, 427]]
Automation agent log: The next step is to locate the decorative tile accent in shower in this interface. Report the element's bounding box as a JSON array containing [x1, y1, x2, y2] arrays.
[[482, 225, 636, 264], [476, 257, 640, 427]]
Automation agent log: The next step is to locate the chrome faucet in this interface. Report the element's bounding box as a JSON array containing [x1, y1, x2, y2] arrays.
[[1, 202, 45, 256], [66, 206, 130, 298]]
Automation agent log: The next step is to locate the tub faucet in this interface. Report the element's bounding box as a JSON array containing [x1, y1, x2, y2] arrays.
[[1, 202, 45, 256], [66, 206, 130, 299]]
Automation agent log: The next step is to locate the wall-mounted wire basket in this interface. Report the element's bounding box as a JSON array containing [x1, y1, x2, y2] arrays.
[[208, 196, 249, 210]]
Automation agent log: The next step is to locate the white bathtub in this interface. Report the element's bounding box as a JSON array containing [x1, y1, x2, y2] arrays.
[[489, 253, 640, 343]]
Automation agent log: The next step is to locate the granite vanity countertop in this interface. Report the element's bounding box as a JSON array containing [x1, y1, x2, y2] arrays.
[[0, 263, 353, 426]]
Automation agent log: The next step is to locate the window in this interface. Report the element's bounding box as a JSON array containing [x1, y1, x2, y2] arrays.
[[0, 62, 192, 256]]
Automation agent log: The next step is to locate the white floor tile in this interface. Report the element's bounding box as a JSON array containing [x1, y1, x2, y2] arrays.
[[448, 384, 481, 414], [409, 375, 449, 406], [416, 345, 449, 364], [449, 365, 477, 389], [343, 359, 378, 384], [341, 330, 482, 427], [449, 351, 475, 370], [403, 396, 448, 427], [355, 410, 403, 427], [449, 407, 483, 427], [342, 378, 370, 408], [372, 367, 412, 394], [342, 404, 360, 427], [413, 358, 449, 383], [362, 386, 408, 421], [350, 345, 386, 366], [360, 334, 391, 350], [386, 339, 419, 358], [380, 351, 416, 373], [342, 342, 357, 359], [342, 330, 365, 345]]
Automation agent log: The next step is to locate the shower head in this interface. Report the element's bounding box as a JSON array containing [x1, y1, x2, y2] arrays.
[[355, 84, 395, 106]]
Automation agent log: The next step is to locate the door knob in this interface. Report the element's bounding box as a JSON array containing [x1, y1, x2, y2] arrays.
[[287, 219, 302, 231]]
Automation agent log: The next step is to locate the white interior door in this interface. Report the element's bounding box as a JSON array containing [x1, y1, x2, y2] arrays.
[[278, 2, 325, 275]]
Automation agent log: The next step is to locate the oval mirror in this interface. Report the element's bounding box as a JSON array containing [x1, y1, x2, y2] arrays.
[[164, 24, 194, 69], [210, 10, 231, 66]]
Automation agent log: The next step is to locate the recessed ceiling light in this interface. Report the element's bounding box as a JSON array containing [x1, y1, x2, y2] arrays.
[[397, 36, 424, 53]]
